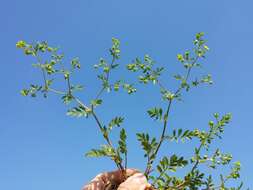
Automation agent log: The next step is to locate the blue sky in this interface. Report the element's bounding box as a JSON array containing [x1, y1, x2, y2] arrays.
[[1, 0, 253, 189]]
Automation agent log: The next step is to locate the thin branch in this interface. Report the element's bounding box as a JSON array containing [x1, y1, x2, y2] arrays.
[[35, 54, 48, 89], [67, 76, 71, 94], [145, 56, 199, 177], [145, 99, 173, 176], [152, 166, 169, 186], [94, 57, 115, 100], [124, 151, 127, 170], [35, 53, 124, 172], [48, 88, 65, 95]]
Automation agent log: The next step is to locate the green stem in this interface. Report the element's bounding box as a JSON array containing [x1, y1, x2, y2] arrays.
[[95, 57, 115, 100], [145, 56, 199, 177], [124, 151, 128, 170], [152, 166, 169, 186], [145, 99, 173, 176], [48, 88, 65, 95], [37, 54, 125, 173]]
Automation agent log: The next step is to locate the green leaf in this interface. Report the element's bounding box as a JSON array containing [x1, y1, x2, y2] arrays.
[[147, 107, 163, 120], [64, 71, 70, 79], [71, 84, 84, 91], [85, 149, 106, 157], [44, 64, 55, 75], [16, 40, 26, 48], [24, 49, 34, 55], [136, 133, 157, 158], [227, 162, 241, 179], [62, 94, 73, 104], [160, 89, 175, 101], [91, 99, 103, 107], [174, 74, 183, 80], [122, 83, 137, 94], [111, 63, 119, 69], [94, 58, 107, 69], [20, 84, 43, 98], [196, 32, 205, 40], [85, 145, 116, 158], [201, 74, 213, 85], [103, 66, 110, 73], [118, 128, 127, 154], [71, 57, 81, 69], [113, 81, 121, 91], [126, 63, 138, 71], [110, 37, 120, 59], [20, 89, 29, 96], [67, 106, 91, 118], [177, 54, 184, 62], [108, 117, 124, 130], [204, 45, 209, 51], [46, 79, 53, 87]]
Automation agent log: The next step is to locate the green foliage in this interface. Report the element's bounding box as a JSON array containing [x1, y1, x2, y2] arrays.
[[20, 85, 42, 97], [147, 107, 163, 121], [108, 117, 124, 130], [71, 57, 81, 69], [86, 145, 116, 158], [118, 128, 127, 154], [127, 54, 164, 84], [17, 33, 246, 189], [136, 133, 158, 158], [62, 94, 73, 104], [110, 38, 121, 59], [156, 155, 188, 173], [91, 99, 103, 107], [67, 106, 91, 118]]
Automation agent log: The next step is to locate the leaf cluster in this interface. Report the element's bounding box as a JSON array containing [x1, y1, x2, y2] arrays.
[[17, 33, 246, 189]]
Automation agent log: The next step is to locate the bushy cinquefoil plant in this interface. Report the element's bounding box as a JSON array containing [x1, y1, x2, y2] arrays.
[[17, 33, 245, 190]]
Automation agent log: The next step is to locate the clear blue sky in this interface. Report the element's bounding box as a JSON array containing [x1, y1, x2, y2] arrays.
[[1, 0, 252, 189]]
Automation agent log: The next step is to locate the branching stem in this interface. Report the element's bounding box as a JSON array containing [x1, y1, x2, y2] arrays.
[[36, 53, 125, 175], [145, 56, 199, 177]]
